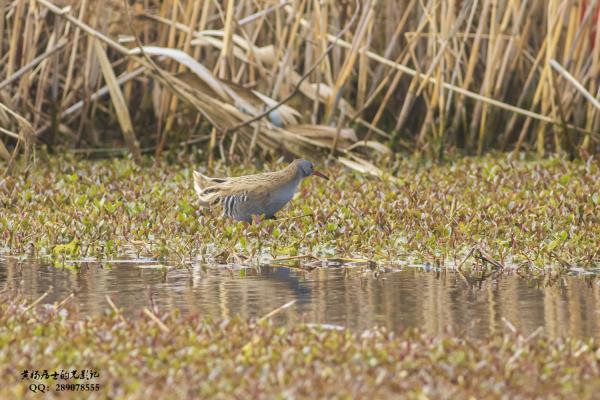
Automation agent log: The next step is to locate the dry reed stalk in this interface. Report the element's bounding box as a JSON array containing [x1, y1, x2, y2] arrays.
[[355, 6, 373, 111], [93, 39, 142, 164], [363, 50, 411, 142], [47, 67, 144, 123], [366, 0, 415, 98], [0, 98, 34, 169], [550, 59, 600, 112], [0, 38, 67, 91], [502, 31, 547, 151], [217, 0, 235, 80], [269, 0, 307, 103], [0, 0, 6, 59], [156, 0, 180, 156], [474, 0, 511, 154], [162, 0, 203, 150], [7, 0, 25, 78], [446, 0, 479, 140], [537, 0, 564, 156], [0, 137, 10, 161], [325, 0, 374, 121], [394, 25, 430, 136]]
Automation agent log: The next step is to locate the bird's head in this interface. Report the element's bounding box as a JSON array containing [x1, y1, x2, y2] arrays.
[[296, 159, 329, 180]]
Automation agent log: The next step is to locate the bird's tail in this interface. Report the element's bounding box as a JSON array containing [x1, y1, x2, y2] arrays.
[[193, 171, 227, 206]]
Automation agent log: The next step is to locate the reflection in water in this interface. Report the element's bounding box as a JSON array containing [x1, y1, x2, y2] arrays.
[[1, 259, 599, 339]]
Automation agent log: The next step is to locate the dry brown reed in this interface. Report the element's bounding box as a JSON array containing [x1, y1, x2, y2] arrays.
[[0, 0, 599, 169]]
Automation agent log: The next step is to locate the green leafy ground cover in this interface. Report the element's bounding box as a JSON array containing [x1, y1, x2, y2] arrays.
[[0, 296, 598, 399], [1, 155, 599, 270]]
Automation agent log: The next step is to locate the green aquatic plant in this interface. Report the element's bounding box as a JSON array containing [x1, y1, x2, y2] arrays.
[[0, 155, 599, 272], [0, 295, 598, 399]]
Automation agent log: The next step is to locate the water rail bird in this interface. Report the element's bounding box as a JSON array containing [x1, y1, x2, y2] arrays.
[[193, 159, 329, 222]]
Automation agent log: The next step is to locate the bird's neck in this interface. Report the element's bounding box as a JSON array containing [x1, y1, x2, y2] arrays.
[[268, 163, 303, 194], [268, 171, 302, 208], [280, 162, 302, 183]]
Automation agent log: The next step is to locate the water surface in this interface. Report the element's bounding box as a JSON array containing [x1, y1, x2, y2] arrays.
[[1, 259, 599, 339]]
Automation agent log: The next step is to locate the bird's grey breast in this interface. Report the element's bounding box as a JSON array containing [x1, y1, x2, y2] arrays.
[[266, 178, 300, 215]]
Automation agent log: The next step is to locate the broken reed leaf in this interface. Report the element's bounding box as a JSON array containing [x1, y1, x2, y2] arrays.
[[131, 46, 230, 101], [346, 140, 393, 155], [337, 156, 383, 177], [286, 124, 358, 143], [93, 39, 142, 164]]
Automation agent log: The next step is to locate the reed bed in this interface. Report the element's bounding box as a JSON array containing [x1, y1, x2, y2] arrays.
[[0, 0, 599, 169]]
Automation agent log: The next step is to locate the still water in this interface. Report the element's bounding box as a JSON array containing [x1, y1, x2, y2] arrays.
[[1, 258, 599, 339]]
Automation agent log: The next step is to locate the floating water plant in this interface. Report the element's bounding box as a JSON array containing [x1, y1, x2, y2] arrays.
[[1, 155, 598, 273], [0, 294, 598, 399]]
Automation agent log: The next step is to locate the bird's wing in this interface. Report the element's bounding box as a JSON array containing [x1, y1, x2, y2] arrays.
[[193, 169, 279, 210], [193, 170, 278, 191]]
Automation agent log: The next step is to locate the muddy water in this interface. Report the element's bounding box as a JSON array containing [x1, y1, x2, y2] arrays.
[[1, 259, 599, 339]]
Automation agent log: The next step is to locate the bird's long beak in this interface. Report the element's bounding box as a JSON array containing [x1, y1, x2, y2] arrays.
[[312, 170, 329, 180]]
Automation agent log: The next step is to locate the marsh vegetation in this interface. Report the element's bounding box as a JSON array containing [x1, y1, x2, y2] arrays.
[[1, 291, 599, 399], [2, 156, 599, 270]]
